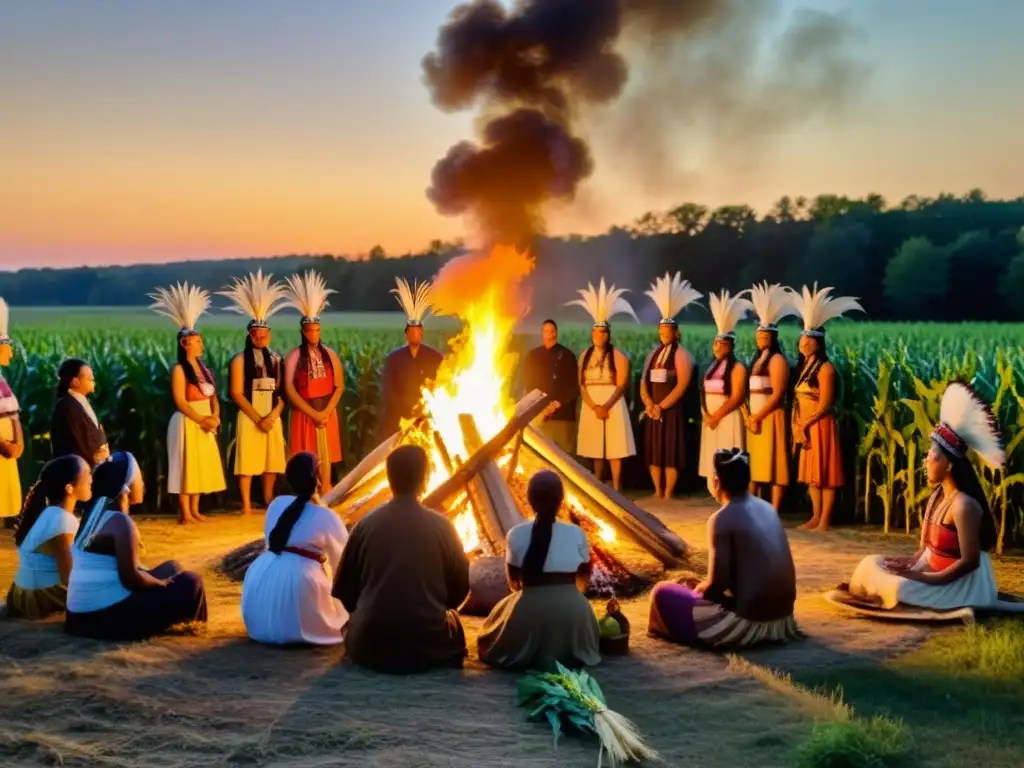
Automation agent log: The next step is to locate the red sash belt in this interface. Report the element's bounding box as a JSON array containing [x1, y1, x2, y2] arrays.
[[282, 546, 327, 564]]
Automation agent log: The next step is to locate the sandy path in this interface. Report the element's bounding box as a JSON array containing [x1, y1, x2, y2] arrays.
[[1, 500, 1020, 768]]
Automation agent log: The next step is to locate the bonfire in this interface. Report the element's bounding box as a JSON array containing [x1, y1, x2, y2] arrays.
[[221, 247, 685, 603]]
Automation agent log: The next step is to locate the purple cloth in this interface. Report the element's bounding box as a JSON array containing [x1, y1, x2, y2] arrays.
[[648, 582, 705, 643]]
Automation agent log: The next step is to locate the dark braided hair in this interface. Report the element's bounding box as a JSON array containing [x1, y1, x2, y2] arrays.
[[268, 452, 320, 554], [750, 331, 785, 373], [15, 455, 86, 547], [243, 333, 282, 406], [579, 328, 618, 386], [521, 470, 565, 582], [707, 338, 738, 396], [176, 331, 215, 387]]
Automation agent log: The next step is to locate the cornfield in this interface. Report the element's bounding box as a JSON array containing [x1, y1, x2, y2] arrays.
[[5, 321, 1023, 549]]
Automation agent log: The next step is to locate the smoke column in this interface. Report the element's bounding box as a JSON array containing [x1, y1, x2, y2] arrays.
[[422, 0, 868, 243]]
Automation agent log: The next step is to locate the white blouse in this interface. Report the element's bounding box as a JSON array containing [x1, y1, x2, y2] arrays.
[[14, 506, 79, 590], [506, 520, 590, 573]]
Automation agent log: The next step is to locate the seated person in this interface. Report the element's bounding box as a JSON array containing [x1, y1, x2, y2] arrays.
[[65, 452, 208, 640], [332, 444, 470, 673], [242, 452, 349, 645], [6, 456, 93, 619], [478, 470, 600, 671], [648, 448, 800, 649], [848, 383, 1002, 610]]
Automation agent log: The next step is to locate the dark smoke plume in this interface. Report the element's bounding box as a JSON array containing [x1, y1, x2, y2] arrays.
[[423, 0, 868, 242]]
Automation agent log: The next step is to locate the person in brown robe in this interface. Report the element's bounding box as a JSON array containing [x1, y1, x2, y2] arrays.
[[332, 444, 470, 673]]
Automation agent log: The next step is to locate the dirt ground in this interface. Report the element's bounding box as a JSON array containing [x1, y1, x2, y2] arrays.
[[1, 499, 1022, 768]]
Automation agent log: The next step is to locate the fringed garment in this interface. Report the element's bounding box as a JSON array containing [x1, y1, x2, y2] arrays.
[[234, 349, 286, 477], [289, 345, 342, 465], [793, 358, 844, 489]]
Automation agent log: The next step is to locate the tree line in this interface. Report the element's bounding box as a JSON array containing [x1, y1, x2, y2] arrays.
[[3, 191, 1023, 322]]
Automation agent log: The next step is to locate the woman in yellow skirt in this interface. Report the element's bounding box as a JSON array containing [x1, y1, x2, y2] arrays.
[[0, 296, 24, 525], [220, 271, 288, 515], [745, 283, 797, 510], [150, 282, 227, 524]]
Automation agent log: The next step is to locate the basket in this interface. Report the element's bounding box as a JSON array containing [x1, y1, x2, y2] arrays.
[[598, 598, 631, 656]]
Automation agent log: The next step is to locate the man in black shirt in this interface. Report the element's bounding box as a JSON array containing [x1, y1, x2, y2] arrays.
[[522, 319, 579, 454]]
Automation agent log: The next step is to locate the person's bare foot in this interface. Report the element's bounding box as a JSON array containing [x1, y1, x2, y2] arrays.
[[798, 519, 820, 530], [241, 507, 252, 517], [814, 523, 830, 532]]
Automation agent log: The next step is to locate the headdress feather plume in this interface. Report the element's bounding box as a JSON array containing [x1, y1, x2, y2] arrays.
[[217, 270, 287, 328], [565, 279, 638, 327], [786, 283, 863, 336], [283, 270, 335, 323], [933, 382, 1005, 469], [147, 282, 211, 333], [0, 296, 9, 342], [391, 277, 434, 326], [643, 272, 702, 325], [709, 290, 753, 338], [748, 282, 798, 330]]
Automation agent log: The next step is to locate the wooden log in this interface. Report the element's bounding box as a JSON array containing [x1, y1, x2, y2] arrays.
[[505, 431, 524, 483], [460, 414, 527, 540], [523, 425, 686, 565], [421, 391, 551, 508], [323, 430, 401, 507]]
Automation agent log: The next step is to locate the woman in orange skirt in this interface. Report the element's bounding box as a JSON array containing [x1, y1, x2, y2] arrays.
[[787, 284, 863, 531]]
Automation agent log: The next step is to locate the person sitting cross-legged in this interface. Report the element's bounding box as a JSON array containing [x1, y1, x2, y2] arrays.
[[332, 444, 470, 673], [647, 448, 801, 649], [478, 470, 601, 672]]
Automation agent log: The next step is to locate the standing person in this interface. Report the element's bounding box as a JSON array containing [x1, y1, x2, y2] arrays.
[[786, 284, 863, 531], [6, 456, 92, 620], [333, 445, 470, 673], [282, 270, 344, 493], [566, 279, 638, 491], [0, 296, 24, 525], [379, 278, 444, 441], [219, 271, 288, 516], [522, 319, 579, 455], [698, 291, 753, 493], [50, 359, 110, 467], [639, 273, 700, 499], [150, 282, 226, 524], [745, 283, 797, 510], [242, 452, 349, 645]]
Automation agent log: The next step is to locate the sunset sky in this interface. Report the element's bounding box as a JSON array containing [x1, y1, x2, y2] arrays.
[[2, 0, 1022, 269]]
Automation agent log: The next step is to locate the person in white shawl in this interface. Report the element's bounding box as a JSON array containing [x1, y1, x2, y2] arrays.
[[566, 280, 638, 491], [848, 383, 1004, 610], [242, 451, 349, 645], [698, 291, 752, 491]]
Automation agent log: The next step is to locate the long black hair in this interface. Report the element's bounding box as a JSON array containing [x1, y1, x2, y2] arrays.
[[75, 451, 138, 544], [176, 331, 215, 387], [579, 327, 617, 386], [935, 446, 998, 552], [243, 333, 281, 405], [795, 333, 829, 393], [521, 470, 565, 581], [56, 358, 87, 396], [750, 330, 785, 373], [268, 452, 319, 554], [14, 455, 86, 547], [707, 337, 738, 396]]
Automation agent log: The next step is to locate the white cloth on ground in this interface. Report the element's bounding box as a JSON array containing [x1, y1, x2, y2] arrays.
[[849, 552, 998, 610], [241, 496, 349, 645]]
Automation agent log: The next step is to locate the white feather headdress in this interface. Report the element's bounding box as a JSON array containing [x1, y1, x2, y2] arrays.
[[933, 382, 1005, 469], [148, 282, 211, 335], [786, 283, 864, 336], [283, 270, 335, 324], [709, 290, 753, 339], [749, 282, 798, 330], [644, 272, 702, 326], [391, 278, 433, 327], [218, 270, 287, 329], [565, 279, 638, 327], [0, 296, 10, 343]]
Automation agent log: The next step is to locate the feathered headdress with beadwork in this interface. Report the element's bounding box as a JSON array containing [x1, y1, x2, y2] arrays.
[[565, 279, 638, 328], [283, 270, 335, 325], [391, 277, 434, 328], [749, 282, 798, 332], [0, 296, 10, 344], [709, 290, 753, 340], [786, 283, 863, 337], [643, 272, 702, 326], [218, 270, 287, 330], [148, 282, 211, 337], [932, 382, 1005, 469]]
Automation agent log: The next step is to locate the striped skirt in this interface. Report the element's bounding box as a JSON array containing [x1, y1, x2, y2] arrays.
[[647, 582, 801, 649]]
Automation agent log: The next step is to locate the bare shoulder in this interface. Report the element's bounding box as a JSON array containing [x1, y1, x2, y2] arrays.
[[614, 347, 631, 366], [674, 347, 693, 366], [952, 492, 983, 519]]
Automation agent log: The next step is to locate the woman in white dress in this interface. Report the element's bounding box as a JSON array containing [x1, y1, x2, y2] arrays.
[[699, 291, 752, 492], [242, 451, 349, 646], [566, 279, 638, 491]]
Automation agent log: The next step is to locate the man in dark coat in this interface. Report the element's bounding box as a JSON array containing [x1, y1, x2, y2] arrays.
[[333, 445, 470, 673], [522, 319, 579, 454], [50, 358, 109, 466]]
